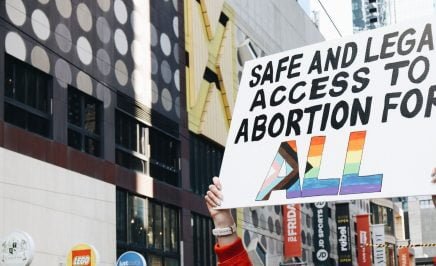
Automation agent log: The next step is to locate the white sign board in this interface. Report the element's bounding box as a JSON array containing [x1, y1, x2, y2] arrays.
[[0, 231, 34, 266], [219, 16, 436, 208]]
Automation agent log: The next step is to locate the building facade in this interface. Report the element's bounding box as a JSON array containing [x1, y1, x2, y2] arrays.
[[0, 0, 327, 265]]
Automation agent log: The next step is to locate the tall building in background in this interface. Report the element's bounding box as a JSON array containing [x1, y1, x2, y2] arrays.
[[352, 0, 394, 32]]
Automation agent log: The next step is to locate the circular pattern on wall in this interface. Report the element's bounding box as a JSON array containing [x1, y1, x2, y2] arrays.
[[150, 0, 180, 120], [55, 0, 72, 19], [76, 36, 93, 65], [173, 17, 179, 38], [55, 23, 72, 53], [96, 49, 111, 76], [5, 32, 26, 61], [76, 71, 93, 95], [161, 88, 173, 112], [115, 60, 128, 86], [260, 236, 267, 249], [172, 0, 178, 11], [151, 80, 159, 104], [96, 83, 111, 108], [96, 17, 111, 44], [251, 210, 259, 227], [114, 29, 128, 55], [151, 52, 158, 75], [243, 230, 251, 248], [275, 219, 281, 235], [174, 70, 180, 91], [54, 58, 72, 88], [76, 3, 93, 32], [114, 0, 128, 24], [161, 60, 172, 84], [150, 24, 158, 47], [160, 33, 171, 56], [38, 0, 49, 4], [6, 0, 26, 26], [31, 9, 50, 41], [259, 214, 266, 230], [173, 43, 179, 64], [97, 0, 111, 12], [31, 46, 50, 73], [274, 205, 281, 215], [267, 217, 274, 233]]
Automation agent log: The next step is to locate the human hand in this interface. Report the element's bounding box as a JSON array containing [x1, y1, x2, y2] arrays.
[[204, 177, 235, 228]]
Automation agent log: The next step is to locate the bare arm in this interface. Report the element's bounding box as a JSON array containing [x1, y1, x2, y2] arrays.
[[204, 177, 238, 246]]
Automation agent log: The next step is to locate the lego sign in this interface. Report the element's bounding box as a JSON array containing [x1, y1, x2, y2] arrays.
[[66, 244, 98, 266], [218, 15, 436, 208]]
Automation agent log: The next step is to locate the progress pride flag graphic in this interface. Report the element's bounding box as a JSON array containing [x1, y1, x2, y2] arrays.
[[282, 204, 302, 258]]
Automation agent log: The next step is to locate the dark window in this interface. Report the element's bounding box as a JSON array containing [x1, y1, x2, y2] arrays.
[[116, 189, 179, 265], [370, 17, 378, 23], [68, 87, 102, 156], [150, 128, 180, 186], [115, 110, 148, 173], [4, 54, 51, 137], [369, 7, 377, 13], [369, 0, 377, 2], [115, 111, 180, 187], [190, 134, 224, 195], [192, 213, 216, 266]]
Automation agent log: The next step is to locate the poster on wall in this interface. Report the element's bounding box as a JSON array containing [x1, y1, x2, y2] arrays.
[[218, 15, 436, 208], [335, 203, 352, 266], [282, 204, 302, 258], [312, 202, 331, 265]]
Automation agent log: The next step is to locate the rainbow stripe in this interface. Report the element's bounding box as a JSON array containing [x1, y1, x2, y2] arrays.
[[301, 136, 340, 196], [340, 131, 383, 194]]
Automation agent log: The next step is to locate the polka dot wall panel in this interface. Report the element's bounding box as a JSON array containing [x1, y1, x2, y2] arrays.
[[150, 0, 181, 121], [2, 0, 144, 106]]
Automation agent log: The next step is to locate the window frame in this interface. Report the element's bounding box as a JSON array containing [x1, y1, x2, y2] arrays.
[[4, 54, 53, 138], [67, 86, 103, 157], [115, 109, 150, 174], [116, 189, 180, 265]]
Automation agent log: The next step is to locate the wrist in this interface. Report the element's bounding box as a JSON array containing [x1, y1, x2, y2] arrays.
[[212, 223, 237, 237]]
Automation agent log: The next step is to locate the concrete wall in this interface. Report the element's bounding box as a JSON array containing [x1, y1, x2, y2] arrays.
[[227, 0, 324, 54], [420, 207, 436, 257], [0, 148, 116, 265]]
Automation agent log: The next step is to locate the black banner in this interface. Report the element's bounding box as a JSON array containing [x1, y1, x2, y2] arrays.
[[336, 203, 353, 266], [312, 202, 331, 265]]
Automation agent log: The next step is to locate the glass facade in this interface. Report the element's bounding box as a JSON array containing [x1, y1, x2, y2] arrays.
[[190, 134, 224, 195], [117, 189, 180, 265], [68, 86, 102, 157], [4, 54, 52, 137], [370, 203, 395, 235], [191, 213, 216, 266]]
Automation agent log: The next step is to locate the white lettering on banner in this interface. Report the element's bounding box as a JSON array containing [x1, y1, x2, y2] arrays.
[[338, 226, 349, 251], [360, 231, 368, 262], [286, 205, 297, 242], [73, 256, 90, 266]]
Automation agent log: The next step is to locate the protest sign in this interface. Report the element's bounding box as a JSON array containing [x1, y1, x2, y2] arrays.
[[219, 15, 436, 208]]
